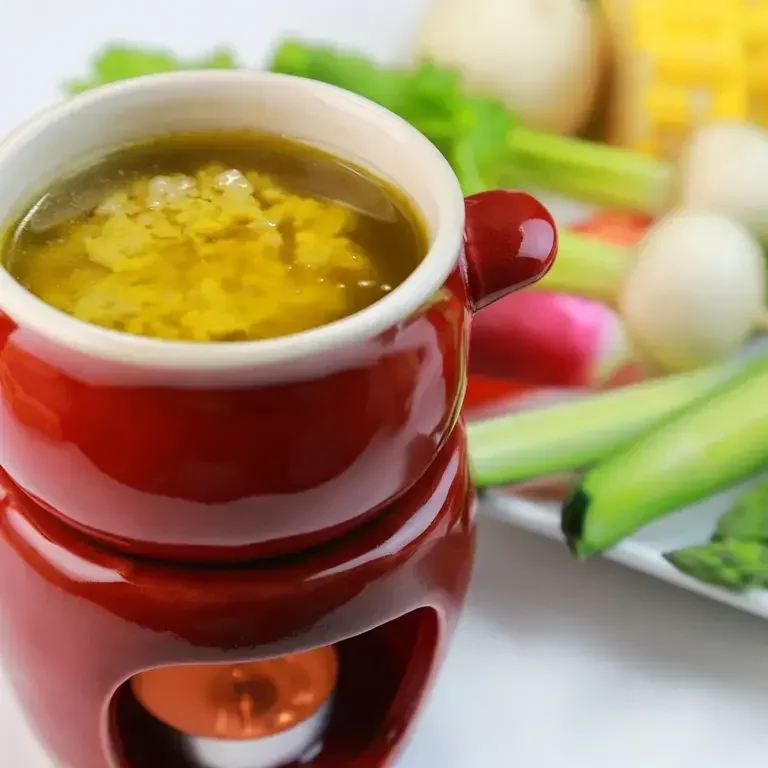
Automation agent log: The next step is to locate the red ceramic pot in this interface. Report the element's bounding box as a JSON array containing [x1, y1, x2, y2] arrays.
[[0, 72, 557, 563], [0, 72, 557, 768]]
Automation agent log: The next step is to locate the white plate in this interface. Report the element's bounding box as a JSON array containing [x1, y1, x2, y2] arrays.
[[486, 477, 768, 622]]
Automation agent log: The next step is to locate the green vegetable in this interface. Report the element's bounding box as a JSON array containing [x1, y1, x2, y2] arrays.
[[65, 45, 239, 94], [664, 540, 768, 592], [562, 355, 768, 558], [664, 480, 768, 592], [272, 40, 518, 196], [532, 229, 629, 304], [712, 479, 768, 543], [501, 125, 672, 215], [468, 361, 739, 488], [270, 40, 673, 204]]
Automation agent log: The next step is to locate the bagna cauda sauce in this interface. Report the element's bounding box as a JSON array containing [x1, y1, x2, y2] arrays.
[[1, 131, 428, 343]]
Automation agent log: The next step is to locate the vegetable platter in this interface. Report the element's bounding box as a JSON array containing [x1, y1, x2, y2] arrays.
[[476, 189, 768, 619]]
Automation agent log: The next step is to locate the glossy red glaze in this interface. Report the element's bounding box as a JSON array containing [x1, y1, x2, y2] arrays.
[[464, 190, 557, 312], [0, 426, 475, 768], [0, 190, 555, 563]]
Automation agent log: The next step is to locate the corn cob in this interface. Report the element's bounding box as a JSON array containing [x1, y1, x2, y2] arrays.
[[603, 0, 749, 160], [743, 1, 768, 127]]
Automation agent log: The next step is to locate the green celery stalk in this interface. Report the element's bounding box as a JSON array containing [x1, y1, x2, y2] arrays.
[[505, 127, 674, 217], [467, 362, 738, 489], [563, 355, 768, 558], [531, 230, 630, 304]]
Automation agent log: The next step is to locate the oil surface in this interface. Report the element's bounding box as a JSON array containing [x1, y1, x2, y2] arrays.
[[3, 131, 427, 342]]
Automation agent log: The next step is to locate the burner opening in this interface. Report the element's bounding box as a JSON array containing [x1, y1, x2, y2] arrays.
[[109, 608, 438, 768]]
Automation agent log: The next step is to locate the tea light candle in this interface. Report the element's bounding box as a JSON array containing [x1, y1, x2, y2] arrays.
[[131, 647, 338, 768]]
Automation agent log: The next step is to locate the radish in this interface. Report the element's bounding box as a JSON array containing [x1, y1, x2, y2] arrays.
[[619, 211, 768, 372], [469, 291, 632, 387], [414, 0, 605, 135]]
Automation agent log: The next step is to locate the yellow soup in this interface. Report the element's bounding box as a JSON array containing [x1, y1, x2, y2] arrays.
[[2, 131, 427, 342]]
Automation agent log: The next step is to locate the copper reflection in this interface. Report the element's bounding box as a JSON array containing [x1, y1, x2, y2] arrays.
[[131, 647, 338, 740]]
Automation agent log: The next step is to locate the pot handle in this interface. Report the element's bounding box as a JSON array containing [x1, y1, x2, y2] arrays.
[[461, 190, 558, 313]]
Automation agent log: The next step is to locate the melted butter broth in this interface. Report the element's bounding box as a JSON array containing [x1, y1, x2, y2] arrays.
[[2, 131, 428, 342]]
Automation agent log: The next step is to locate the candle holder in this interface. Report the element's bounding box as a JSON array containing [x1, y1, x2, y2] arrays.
[[131, 649, 339, 768], [0, 430, 474, 768], [0, 70, 556, 768]]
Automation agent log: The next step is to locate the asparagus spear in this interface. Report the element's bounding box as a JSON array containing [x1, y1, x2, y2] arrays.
[[712, 479, 768, 543], [664, 540, 768, 593], [665, 480, 768, 591]]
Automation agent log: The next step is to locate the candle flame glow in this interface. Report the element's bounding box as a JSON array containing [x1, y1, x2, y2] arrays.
[[131, 646, 338, 742]]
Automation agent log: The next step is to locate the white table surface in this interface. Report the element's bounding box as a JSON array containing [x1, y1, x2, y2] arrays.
[[3, 3, 768, 766]]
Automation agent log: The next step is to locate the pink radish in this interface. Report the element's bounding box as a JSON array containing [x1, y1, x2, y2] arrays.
[[469, 291, 632, 388]]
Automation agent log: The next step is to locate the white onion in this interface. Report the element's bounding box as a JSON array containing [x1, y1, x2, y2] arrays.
[[414, 0, 604, 135], [619, 210, 767, 372]]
